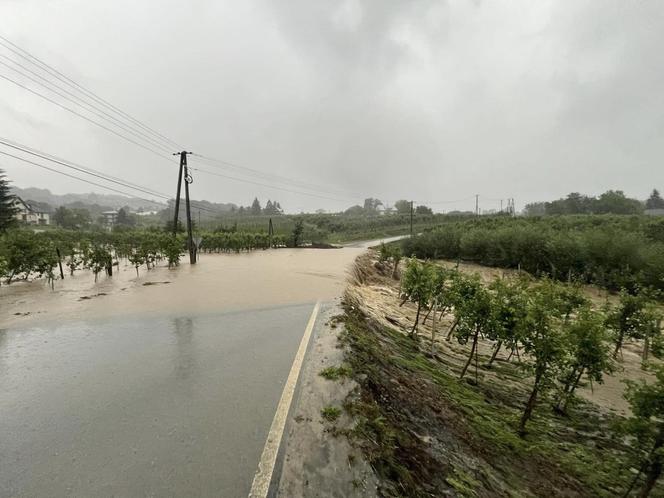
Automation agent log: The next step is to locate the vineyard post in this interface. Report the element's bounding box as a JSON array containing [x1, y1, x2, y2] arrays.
[[55, 247, 64, 280]]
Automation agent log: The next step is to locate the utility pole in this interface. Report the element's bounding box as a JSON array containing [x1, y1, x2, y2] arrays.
[[268, 217, 274, 248], [475, 194, 479, 216], [500, 199, 503, 214], [410, 200, 414, 238], [172, 151, 192, 235], [184, 163, 196, 264], [172, 151, 195, 264]]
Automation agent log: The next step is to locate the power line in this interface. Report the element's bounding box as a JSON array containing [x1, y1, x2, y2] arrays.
[[189, 163, 354, 203], [0, 73, 176, 161], [0, 36, 512, 211], [193, 154, 365, 199], [0, 141, 221, 214], [0, 139, 169, 200], [0, 150, 166, 207], [0, 36, 367, 203], [0, 34, 182, 150], [0, 55, 175, 154]]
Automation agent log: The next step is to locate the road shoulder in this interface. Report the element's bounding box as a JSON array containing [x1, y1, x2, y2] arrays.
[[274, 300, 378, 497]]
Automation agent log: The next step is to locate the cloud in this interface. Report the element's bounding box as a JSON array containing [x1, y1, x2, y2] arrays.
[[0, 0, 662, 212]]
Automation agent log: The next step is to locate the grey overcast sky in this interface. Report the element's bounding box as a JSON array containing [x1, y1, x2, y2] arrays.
[[1, 0, 663, 213]]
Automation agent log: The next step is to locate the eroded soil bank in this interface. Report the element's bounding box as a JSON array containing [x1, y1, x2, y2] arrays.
[[336, 251, 662, 497]]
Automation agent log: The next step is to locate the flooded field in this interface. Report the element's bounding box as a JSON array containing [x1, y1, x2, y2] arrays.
[[0, 246, 373, 329]]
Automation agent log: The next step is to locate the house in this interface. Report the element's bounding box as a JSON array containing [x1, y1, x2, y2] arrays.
[[102, 210, 119, 227], [12, 197, 51, 225]]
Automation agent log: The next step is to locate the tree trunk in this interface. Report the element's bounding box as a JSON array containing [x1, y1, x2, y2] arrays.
[[392, 260, 399, 279], [639, 428, 664, 497], [410, 302, 422, 338], [487, 340, 503, 367], [614, 330, 625, 358], [519, 372, 542, 435], [446, 317, 459, 341], [558, 367, 584, 413], [422, 305, 434, 325], [460, 326, 480, 379], [430, 303, 437, 354]]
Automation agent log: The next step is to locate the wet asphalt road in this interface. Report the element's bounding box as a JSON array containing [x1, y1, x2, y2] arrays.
[[0, 303, 315, 497]]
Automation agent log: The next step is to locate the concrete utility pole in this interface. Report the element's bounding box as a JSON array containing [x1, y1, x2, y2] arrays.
[[172, 151, 195, 264], [475, 194, 479, 216], [184, 163, 196, 264], [410, 200, 414, 238], [172, 151, 191, 235]]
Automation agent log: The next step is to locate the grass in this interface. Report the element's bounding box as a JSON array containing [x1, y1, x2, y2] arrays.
[[319, 364, 352, 380], [321, 405, 342, 422]]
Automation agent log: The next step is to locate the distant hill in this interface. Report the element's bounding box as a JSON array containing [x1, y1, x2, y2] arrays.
[[11, 187, 237, 215], [11, 186, 167, 211]]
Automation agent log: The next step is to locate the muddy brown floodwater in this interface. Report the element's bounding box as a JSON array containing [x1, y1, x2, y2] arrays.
[[0, 240, 401, 497], [1, 245, 377, 329]]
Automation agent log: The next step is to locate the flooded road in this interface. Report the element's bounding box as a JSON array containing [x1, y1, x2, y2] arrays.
[[0, 242, 393, 497]]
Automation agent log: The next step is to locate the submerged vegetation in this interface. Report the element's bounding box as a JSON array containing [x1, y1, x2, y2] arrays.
[[0, 227, 292, 285]]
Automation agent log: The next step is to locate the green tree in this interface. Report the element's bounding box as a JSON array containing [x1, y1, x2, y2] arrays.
[[454, 275, 495, 381], [0, 169, 18, 231], [607, 290, 650, 358], [622, 364, 664, 497], [400, 258, 434, 338], [115, 208, 136, 227], [518, 282, 568, 435], [394, 200, 411, 215], [53, 206, 91, 229], [292, 219, 304, 247], [415, 205, 433, 215], [363, 198, 383, 213], [425, 265, 455, 351], [344, 205, 364, 215], [594, 190, 642, 215], [486, 278, 529, 368], [646, 189, 664, 210], [556, 307, 613, 413], [251, 197, 262, 215]]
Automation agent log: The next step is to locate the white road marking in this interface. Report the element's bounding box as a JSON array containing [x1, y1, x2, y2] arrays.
[[248, 300, 321, 498]]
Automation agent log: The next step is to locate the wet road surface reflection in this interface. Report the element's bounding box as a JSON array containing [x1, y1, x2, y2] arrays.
[[0, 303, 314, 497]]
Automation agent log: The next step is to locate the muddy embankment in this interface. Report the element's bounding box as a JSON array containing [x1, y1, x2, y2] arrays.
[[334, 251, 661, 497]]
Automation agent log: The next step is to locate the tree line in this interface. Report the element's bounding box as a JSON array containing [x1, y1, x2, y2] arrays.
[[403, 215, 664, 292], [524, 189, 664, 216]]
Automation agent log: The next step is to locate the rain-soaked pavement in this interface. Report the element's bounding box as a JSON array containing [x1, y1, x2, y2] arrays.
[[1, 305, 313, 497], [0, 242, 398, 497]]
